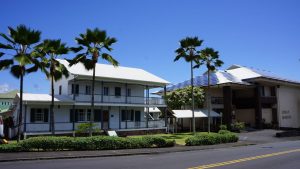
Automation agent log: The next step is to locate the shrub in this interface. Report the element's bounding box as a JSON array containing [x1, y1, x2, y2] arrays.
[[185, 132, 238, 146], [1, 135, 175, 152], [76, 123, 101, 134], [231, 122, 245, 132], [219, 125, 227, 130], [218, 130, 231, 135], [0, 143, 23, 152]]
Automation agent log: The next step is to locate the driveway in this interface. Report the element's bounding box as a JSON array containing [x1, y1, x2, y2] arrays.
[[238, 129, 300, 144]]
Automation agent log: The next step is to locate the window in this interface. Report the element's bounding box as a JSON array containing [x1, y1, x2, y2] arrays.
[[87, 109, 91, 121], [35, 109, 44, 122], [85, 85, 91, 95], [127, 88, 131, 97], [30, 108, 48, 123], [78, 109, 85, 122], [121, 110, 134, 121], [115, 87, 121, 97], [71, 84, 79, 95], [59, 85, 62, 95], [135, 111, 141, 122], [104, 87, 109, 96]]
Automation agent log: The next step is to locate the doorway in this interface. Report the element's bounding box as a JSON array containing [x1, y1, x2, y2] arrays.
[[102, 110, 109, 130]]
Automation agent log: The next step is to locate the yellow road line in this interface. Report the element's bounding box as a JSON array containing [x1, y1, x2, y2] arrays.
[[188, 148, 300, 169]]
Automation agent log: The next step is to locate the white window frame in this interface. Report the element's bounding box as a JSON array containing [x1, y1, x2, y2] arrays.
[[34, 109, 45, 123]]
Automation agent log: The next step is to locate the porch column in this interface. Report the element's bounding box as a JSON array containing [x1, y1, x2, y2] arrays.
[[125, 83, 128, 103], [101, 81, 104, 103], [72, 78, 76, 131], [223, 86, 233, 127], [119, 106, 121, 129], [125, 107, 128, 129], [49, 105, 51, 132], [101, 108, 103, 129], [24, 104, 27, 132], [146, 85, 149, 128], [164, 85, 168, 127], [255, 85, 263, 129]]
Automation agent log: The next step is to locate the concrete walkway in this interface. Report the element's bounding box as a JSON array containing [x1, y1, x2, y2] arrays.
[[0, 129, 299, 162]]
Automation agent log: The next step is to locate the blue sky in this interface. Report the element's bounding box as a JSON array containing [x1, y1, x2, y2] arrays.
[[0, 0, 300, 93]]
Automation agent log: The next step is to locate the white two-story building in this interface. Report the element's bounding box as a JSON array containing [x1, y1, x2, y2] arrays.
[[12, 59, 169, 136]]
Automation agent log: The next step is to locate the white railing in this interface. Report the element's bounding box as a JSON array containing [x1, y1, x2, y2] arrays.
[[73, 94, 165, 105]]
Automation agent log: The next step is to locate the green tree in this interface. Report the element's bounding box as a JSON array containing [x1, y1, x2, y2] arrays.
[[68, 28, 118, 136], [34, 39, 69, 135], [174, 37, 203, 134], [0, 25, 41, 141], [165, 86, 205, 110], [195, 47, 223, 133]]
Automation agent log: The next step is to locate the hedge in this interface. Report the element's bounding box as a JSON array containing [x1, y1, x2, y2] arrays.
[[0, 143, 23, 152], [185, 132, 238, 146], [0, 136, 175, 152]]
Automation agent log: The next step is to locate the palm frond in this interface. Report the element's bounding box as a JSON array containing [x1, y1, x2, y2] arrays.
[[0, 33, 16, 45], [0, 59, 13, 70], [10, 65, 23, 78], [0, 42, 14, 49], [102, 53, 119, 67]]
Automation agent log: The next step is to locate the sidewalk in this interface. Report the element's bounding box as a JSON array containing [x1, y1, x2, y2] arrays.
[[0, 141, 252, 162]]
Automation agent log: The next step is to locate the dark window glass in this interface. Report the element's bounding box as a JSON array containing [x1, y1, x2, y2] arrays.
[[59, 85, 62, 95], [115, 87, 121, 96], [104, 87, 109, 96]]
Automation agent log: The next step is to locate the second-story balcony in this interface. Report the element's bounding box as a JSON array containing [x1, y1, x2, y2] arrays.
[[72, 93, 165, 105], [211, 97, 224, 104]]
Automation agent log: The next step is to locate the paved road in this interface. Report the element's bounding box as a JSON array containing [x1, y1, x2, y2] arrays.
[[2, 140, 300, 169]]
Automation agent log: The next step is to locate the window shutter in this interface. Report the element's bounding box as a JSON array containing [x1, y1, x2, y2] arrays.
[[121, 110, 126, 121], [135, 111, 141, 122], [75, 84, 79, 94], [71, 84, 74, 94], [94, 109, 101, 122], [130, 110, 134, 121], [74, 110, 78, 122], [70, 109, 74, 122], [44, 109, 49, 122], [30, 109, 35, 123]]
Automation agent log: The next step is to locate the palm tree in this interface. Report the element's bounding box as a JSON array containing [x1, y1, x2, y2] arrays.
[[34, 39, 69, 135], [0, 25, 41, 141], [195, 47, 223, 133], [68, 28, 118, 136], [174, 37, 203, 134]]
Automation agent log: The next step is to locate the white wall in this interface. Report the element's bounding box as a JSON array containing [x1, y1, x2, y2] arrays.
[[54, 74, 74, 95], [277, 86, 300, 128]]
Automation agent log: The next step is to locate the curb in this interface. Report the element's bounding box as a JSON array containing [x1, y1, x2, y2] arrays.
[[0, 142, 254, 162]]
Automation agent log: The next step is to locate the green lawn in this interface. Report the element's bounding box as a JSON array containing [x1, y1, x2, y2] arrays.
[[130, 132, 204, 145]]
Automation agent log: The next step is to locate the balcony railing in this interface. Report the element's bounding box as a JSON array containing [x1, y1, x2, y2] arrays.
[[72, 93, 165, 105], [211, 97, 224, 104], [22, 121, 166, 132]]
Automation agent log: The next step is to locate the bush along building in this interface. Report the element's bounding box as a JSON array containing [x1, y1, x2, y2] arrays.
[[11, 59, 169, 137], [164, 65, 300, 131]]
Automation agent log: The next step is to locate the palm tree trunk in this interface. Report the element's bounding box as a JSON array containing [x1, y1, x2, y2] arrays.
[[50, 74, 55, 135], [207, 69, 211, 133], [89, 62, 96, 137], [17, 72, 23, 142], [191, 61, 195, 134]]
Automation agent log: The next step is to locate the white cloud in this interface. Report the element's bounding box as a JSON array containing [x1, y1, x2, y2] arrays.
[[0, 83, 12, 93]]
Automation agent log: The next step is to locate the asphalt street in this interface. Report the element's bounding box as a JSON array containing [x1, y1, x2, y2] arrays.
[[1, 140, 300, 169]]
